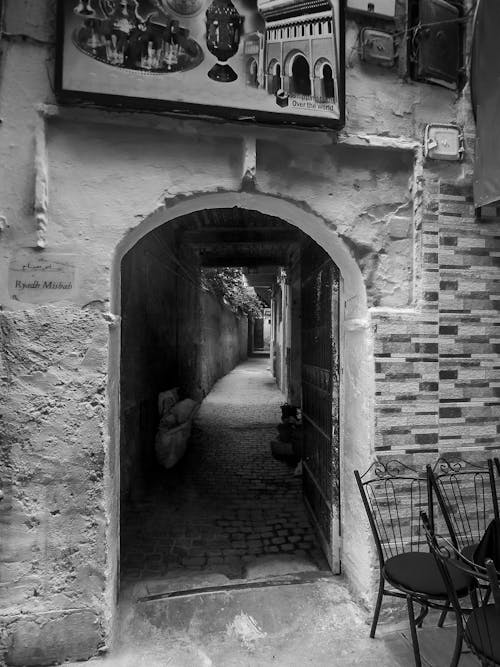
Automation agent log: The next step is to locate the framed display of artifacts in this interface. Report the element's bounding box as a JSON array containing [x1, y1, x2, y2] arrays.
[[56, 0, 345, 129]]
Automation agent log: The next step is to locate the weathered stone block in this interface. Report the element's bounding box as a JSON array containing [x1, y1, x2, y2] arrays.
[[5, 609, 103, 666], [387, 215, 411, 239]]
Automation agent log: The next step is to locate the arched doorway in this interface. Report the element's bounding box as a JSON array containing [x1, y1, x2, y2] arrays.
[[118, 209, 340, 575], [291, 54, 311, 96], [110, 192, 373, 615], [246, 57, 258, 87], [314, 58, 335, 102], [267, 59, 281, 94]]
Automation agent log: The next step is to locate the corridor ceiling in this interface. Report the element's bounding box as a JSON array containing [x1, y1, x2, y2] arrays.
[[174, 207, 302, 268]]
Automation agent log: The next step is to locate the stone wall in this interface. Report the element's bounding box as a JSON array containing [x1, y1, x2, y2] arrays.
[[0, 306, 109, 665], [120, 225, 200, 503], [200, 292, 248, 396]]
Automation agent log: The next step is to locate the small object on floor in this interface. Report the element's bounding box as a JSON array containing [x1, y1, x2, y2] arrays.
[[293, 460, 302, 477], [155, 387, 200, 469], [155, 421, 192, 469], [280, 403, 298, 420], [277, 421, 293, 442], [270, 439, 298, 464]]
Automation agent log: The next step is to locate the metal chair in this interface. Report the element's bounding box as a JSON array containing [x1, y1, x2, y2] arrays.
[[427, 458, 499, 561], [422, 512, 500, 667], [355, 460, 472, 667]]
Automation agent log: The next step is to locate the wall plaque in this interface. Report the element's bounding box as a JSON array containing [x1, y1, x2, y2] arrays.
[[9, 253, 77, 303]]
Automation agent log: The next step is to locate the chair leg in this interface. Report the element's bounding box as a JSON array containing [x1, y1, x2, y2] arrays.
[[449, 621, 463, 667], [406, 595, 422, 667], [415, 603, 428, 628], [370, 577, 385, 638], [437, 603, 449, 628], [470, 587, 479, 609]]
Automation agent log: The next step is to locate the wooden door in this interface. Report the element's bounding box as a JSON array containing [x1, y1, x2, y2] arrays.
[[301, 242, 340, 571]]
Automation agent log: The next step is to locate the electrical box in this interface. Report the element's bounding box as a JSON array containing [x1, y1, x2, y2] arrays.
[[361, 29, 395, 66], [424, 124, 464, 161], [347, 0, 396, 18]]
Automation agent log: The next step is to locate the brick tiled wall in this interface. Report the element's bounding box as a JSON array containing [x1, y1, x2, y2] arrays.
[[373, 181, 500, 456]]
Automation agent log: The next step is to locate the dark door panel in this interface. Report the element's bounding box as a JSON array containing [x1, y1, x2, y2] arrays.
[[301, 241, 340, 571], [415, 0, 460, 88]]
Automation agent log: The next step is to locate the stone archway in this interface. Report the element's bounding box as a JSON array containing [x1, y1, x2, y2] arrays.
[[109, 191, 375, 619], [267, 59, 281, 95], [291, 54, 311, 96], [246, 57, 259, 87], [284, 50, 311, 96], [314, 57, 335, 102]]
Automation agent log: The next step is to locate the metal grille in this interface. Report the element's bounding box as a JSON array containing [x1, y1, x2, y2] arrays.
[[301, 242, 340, 559]]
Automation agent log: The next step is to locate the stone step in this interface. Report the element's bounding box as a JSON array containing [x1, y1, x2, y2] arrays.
[[127, 573, 341, 638], [120, 553, 323, 603]]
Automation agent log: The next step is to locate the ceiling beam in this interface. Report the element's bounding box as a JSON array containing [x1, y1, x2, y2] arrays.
[[184, 230, 300, 245], [200, 257, 286, 267]]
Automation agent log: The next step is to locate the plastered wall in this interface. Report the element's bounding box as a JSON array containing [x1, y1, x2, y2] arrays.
[[0, 0, 495, 663], [120, 225, 199, 504], [200, 293, 248, 395], [120, 223, 247, 500]]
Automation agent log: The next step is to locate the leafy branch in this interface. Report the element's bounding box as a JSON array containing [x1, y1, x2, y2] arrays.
[[202, 268, 264, 317]]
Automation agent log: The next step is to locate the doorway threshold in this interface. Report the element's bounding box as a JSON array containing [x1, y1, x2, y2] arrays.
[[229, 423, 277, 430], [137, 570, 335, 603]]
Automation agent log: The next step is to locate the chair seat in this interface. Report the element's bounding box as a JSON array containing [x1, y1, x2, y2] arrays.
[[466, 605, 500, 663], [384, 552, 471, 598]]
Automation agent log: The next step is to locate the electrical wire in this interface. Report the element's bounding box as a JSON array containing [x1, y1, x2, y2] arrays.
[[393, 5, 476, 41], [347, 27, 363, 67], [350, 1, 477, 80], [351, 3, 477, 59]]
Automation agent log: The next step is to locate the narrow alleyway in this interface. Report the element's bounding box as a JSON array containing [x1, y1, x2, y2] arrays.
[[121, 357, 327, 590]]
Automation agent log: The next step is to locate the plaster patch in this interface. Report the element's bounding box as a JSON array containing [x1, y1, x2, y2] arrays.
[[226, 612, 266, 648]]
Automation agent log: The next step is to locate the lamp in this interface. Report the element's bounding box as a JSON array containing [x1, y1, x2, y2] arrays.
[[205, 0, 243, 83]]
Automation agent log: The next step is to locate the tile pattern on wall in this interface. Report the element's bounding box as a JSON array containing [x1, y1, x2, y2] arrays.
[[373, 180, 500, 456]]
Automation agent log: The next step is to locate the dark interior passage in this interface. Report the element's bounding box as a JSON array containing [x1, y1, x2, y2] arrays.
[[120, 357, 328, 586]]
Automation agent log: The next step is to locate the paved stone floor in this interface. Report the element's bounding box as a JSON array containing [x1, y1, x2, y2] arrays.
[[121, 357, 327, 587]]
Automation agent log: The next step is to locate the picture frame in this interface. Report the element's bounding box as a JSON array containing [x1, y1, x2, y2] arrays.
[[55, 0, 345, 130]]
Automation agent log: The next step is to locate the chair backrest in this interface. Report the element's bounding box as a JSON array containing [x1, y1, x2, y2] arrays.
[[422, 512, 500, 665], [354, 460, 429, 565], [428, 458, 499, 550]]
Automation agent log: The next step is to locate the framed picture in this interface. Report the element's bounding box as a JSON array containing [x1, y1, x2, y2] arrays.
[[55, 0, 345, 129]]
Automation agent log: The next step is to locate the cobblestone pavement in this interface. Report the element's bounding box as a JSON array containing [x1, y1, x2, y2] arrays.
[[121, 357, 327, 586]]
